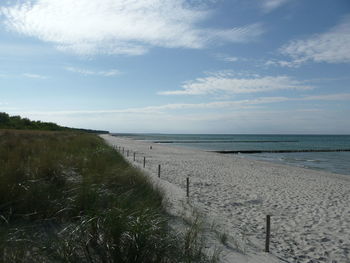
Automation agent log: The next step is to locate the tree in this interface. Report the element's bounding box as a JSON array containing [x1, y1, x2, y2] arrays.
[[0, 112, 10, 124]]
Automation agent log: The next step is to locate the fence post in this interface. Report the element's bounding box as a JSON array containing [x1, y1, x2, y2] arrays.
[[265, 215, 271, 252], [122, 147, 124, 154], [133, 152, 136, 161], [158, 164, 161, 178], [143, 157, 146, 168], [186, 177, 189, 197], [127, 150, 129, 157]]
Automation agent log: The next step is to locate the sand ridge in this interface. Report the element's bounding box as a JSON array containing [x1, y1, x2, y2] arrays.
[[102, 134, 350, 263]]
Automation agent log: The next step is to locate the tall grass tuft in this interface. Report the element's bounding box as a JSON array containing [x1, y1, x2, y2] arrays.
[[0, 130, 209, 262]]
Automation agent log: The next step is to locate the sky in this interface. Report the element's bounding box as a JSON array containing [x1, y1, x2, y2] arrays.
[[0, 0, 350, 134]]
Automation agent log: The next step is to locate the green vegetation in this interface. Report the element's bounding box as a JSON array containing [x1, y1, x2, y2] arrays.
[[0, 112, 108, 133], [0, 130, 210, 262]]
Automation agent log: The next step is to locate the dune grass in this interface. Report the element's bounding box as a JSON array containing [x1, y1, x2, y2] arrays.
[[0, 130, 210, 262]]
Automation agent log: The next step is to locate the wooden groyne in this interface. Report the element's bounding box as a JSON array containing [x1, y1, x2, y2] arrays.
[[212, 149, 350, 154]]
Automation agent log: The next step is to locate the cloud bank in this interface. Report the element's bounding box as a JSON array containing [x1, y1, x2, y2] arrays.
[[159, 72, 313, 95], [1, 0, 264, 55]]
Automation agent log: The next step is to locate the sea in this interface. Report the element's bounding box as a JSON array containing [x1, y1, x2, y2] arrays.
[[113, 134, 350, 176]]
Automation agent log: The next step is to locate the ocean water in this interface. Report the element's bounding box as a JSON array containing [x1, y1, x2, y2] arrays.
[[114, 134, 350, 176]]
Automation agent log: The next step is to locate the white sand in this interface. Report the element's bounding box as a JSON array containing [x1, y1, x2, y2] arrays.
[[101, 134, 350, 263]]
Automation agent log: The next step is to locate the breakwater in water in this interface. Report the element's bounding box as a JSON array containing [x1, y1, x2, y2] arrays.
[[214, 149, 350, 154]]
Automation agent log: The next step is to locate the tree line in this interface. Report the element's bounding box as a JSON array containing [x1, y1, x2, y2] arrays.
[[0, 112, 109, 134]]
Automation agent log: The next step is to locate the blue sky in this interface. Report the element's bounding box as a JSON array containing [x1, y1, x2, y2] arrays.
[[0, 0, 349, 134]]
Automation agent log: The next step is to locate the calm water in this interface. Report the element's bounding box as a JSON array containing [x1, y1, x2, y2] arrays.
[[113, 134, 350, 176]]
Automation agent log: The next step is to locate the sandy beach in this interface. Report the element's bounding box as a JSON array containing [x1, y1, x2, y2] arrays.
[[102, 134, 350, 263]]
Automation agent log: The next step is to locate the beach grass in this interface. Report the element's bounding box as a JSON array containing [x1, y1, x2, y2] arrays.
[[0, 130, 210, 262]]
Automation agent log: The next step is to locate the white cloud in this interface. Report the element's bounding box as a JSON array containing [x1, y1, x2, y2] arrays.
[[264, 59, 297, 68], [279, 16, 350, 66], [65, 67, 121, 77], [223, 56, 239, 62], [215, 53, 242, 62], [22, 73, 48, 79], [1, 0, 264, 56], [207, 23, 264, 43], [261, 0, 290, 13], [159, 72, 313, 95], [217, 55, 252, 63]]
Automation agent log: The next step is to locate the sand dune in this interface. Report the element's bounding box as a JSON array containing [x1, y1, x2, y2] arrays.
[[102, 134, 350, 263]]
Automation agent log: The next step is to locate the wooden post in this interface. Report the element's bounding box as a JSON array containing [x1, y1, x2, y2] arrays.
[[265, 215, 271, 252], [133, 152, 136, 161], [186, 177, 189, 197], [127, 150, 129, 157], [158, 164, 161, 178], [143, 157, 146, 168]]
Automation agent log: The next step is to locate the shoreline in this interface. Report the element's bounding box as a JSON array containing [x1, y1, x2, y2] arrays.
[[115, 133, 350, 176], [102, 134, 350, 263]]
